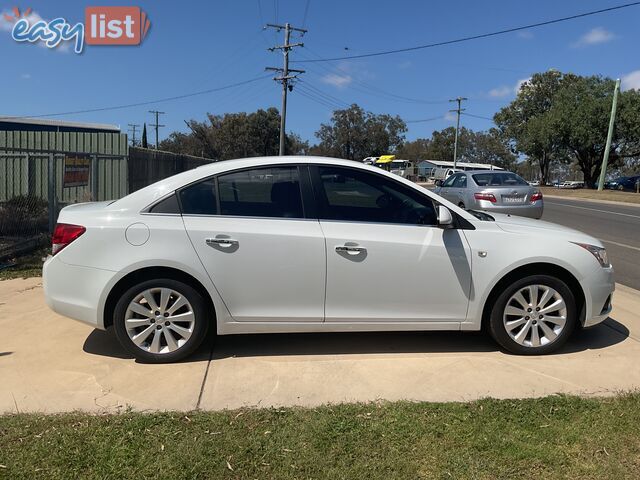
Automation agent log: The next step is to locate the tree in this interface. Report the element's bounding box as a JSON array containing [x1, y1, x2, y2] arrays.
[[313, 104, 407, 160], [549, 76, 640, 187], [159, 108, 307, 160], [495, 70, 640, 186], [141, 123, 148, 149], [494, 70, 576, 184], [397, 127, 516, 169]]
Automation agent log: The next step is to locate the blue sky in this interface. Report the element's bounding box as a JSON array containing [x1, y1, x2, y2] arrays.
[[1, 0, 639, 144]]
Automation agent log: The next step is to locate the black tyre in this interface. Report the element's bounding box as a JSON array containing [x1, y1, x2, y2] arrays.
[[113, 278, 210, 363], [488, 275, 576, 355], [458, 202, 466, 209]]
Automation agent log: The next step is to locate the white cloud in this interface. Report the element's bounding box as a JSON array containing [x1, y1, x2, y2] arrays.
[[517, 31, 533, 40], [488, 86, 512, 98], [321, 73, 352, 89], [20, 73, 31, 79], [488, 77, 530, 98], [444, 111, 457, 122], [398, 60, 412, 69], [514, 77, 530, 94], [621, 70, 640, 91], [571, 27, 615, 48]]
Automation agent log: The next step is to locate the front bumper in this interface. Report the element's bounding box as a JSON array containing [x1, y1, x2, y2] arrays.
[[43, 255, 116, 329], [581, 265, 615, 328]]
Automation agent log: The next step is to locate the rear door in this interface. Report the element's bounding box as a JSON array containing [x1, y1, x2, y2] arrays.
[[181, 165, 326, 323]]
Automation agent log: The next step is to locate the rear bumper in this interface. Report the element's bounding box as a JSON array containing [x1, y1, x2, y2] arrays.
[[475, 202, 543, 219], [43, 255, 115, 329]]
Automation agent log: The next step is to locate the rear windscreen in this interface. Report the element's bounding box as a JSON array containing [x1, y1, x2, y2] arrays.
[[472, 172, 528, 186]]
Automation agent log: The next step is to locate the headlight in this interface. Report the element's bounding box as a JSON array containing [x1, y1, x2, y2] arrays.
[[572, 242, 609, 267]]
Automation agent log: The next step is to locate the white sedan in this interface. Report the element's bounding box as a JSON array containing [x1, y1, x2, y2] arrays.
[[43, 156, 614, 362]]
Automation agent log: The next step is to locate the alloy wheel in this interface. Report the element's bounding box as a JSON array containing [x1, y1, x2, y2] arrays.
[[124, 287, 195, 354], [502, 284, 567, 348]]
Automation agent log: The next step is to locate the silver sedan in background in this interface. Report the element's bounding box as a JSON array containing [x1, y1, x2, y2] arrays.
[[434, 170, 543, 218]]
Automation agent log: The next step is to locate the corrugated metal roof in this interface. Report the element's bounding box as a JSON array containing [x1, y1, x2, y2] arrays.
[[0, 116, 120, 132]]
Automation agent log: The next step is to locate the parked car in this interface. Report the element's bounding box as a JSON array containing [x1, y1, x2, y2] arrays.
[[559, 181, 584, 189], [434, 170, 543, 219], [528, 180, 540, 186], [44, 156, 613, 362], [607, 176, 640, 192]]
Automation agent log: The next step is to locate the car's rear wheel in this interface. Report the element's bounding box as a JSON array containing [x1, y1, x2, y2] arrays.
[[113, 279, 209, 363], [458, 202, 466, 209], [488, 275, 576, 355]]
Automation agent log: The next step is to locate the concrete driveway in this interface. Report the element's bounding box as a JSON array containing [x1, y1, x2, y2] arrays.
[[1, 277, 639, 413]]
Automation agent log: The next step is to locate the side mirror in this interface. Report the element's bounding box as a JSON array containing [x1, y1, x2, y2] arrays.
[[434, 179, 443, 187], [437, 205, 453, 227]]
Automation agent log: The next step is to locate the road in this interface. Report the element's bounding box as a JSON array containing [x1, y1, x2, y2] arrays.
[[543, 197, 640, 290]]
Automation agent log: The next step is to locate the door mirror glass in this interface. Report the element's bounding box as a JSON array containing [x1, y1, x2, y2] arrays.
[[437, 205, 453, 227]]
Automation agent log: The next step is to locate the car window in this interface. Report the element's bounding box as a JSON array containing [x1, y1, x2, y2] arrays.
[[217, 166, 304, 218], [442, 174, 458, 187], [472, 172, 528, 186], [179, 179, 218, 215], [315, 166, 437, 225], [453, 175, 467, 188]]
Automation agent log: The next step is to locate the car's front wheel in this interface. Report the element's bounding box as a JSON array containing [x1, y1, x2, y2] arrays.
[[488, 275, 576, 355], [113, 279, 210, 363]]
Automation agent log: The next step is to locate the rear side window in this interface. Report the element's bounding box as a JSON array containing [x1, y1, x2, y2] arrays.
[[179, 179, 217, 215], [148, 194, 181, 214], [217, 166, 304, 218], [472, 172, 528, 186]]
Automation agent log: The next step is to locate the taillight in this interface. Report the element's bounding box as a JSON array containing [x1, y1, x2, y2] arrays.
[[52, 223, 86, 255], [530, 192, 543, 203], [474, 192, 497, 203]]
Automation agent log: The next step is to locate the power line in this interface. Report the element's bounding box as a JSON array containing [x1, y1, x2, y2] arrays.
[[3, 75, 272, 119], [301, 0, 311, 28], [295, 2, 640, 63], [300, 47, 451, 104], [463, 112, 495, 122], [405, 115, 444, 124]]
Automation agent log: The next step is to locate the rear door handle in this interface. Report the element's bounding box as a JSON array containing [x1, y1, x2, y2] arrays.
[[206, 237, 238, 247], [335, 245, 367, 255]]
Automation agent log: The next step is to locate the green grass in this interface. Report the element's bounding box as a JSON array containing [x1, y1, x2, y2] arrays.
[[2, 395, 640, 479], [0, 247, 47, 281]]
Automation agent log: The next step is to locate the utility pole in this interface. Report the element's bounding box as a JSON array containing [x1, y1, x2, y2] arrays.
[[449, 97, 467, 170], [127, 123, 140, 146], [597, 78, 621, 191], [266, 22, 306, 155], [149, 110, 165, 150]]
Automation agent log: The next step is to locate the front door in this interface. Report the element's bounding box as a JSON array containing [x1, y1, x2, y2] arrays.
[[181, 165, 325, 323], [311, 165, 472, 324]]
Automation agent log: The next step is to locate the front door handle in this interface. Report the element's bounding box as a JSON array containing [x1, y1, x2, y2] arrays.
[[206, 237, 238, 247], [335, 245, 367, 255]]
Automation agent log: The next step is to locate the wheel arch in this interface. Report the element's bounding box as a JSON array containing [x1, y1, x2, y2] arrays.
[[103, 266, 216, 329], [481, 262, 586, 330]]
